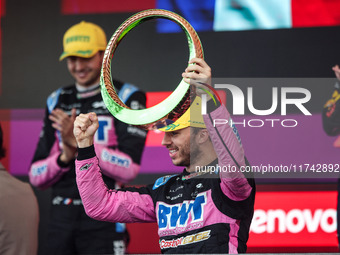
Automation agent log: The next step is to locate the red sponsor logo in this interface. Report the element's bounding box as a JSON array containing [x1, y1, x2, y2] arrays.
[[248, 191, 337, 247], [159, 230, 211, 249], [160, 237, 183, 249]]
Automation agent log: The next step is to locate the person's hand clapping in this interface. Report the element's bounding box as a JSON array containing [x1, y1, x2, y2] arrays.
[[49, 108, 77, 148]]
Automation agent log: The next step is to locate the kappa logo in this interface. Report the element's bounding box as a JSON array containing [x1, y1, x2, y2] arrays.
[[79, 163, 93, 171], [158, 192, 207, 229], [196, 183, 203, 189]]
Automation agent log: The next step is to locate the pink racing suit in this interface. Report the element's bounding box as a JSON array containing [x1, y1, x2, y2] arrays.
[[76, 103, 255, 254]]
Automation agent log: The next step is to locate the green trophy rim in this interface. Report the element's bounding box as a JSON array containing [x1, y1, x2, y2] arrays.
[[101, 9, 203, 129]]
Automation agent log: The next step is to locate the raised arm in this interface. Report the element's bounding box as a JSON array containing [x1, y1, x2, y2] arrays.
[[73, 113, 156, 223], [184, 58, 253, 201]]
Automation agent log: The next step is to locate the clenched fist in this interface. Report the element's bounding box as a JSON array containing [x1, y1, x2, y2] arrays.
[[73, 112, 99, 148]]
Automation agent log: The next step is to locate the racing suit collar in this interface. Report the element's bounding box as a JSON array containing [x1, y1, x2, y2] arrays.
[[182, 159, 218, 180], [75, 83, 100, 92], [75, 83, 101, 99]]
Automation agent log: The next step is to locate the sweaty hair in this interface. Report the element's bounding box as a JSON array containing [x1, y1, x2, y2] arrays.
[[0, 123, 5, 159]]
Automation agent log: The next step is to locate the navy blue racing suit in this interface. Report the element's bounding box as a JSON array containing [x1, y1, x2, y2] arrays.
[[29, 80, 147, 254]]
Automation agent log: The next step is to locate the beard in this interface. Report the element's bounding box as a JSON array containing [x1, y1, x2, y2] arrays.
[[172, 141, 191, 167], [171, 138, 201, 167], [189, 140, 202, 167], [169, 129, 203, 168]]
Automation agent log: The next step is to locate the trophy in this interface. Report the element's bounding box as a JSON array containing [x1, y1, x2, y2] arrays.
[[101, 9, 203, 130]]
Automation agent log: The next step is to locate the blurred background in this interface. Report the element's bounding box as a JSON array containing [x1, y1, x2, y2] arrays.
[[1, 0, 340, 254]]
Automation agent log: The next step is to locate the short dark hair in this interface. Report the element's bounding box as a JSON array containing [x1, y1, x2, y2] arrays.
[[0, 123, 5, 159], [190, 127, 202, 135], [190, 127, 211, 142]]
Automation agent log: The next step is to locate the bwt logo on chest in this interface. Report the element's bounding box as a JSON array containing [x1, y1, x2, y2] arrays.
[[157, 193, 207, 229]]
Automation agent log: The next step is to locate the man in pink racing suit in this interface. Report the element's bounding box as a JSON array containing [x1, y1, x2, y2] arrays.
[[74, 58, 255, 254]]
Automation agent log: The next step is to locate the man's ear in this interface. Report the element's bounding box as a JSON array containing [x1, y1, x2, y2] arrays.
[[196, 129, 210, 144]]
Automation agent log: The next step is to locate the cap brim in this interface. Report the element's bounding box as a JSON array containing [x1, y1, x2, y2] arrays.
[[158, 108, 191, 132], [158, 97, 206, 132], [158, 121, 190, 132], [158, 119, 206, 132], [59, 50, 96, 61]]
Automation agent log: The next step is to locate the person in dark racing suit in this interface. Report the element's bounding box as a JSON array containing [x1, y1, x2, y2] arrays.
[[29, 21, 147, 255], [73, 58, 255, 254]]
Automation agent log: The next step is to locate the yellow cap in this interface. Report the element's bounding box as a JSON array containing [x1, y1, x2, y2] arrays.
[[59, 21, 107, 61], [158, 97, 206, 132]]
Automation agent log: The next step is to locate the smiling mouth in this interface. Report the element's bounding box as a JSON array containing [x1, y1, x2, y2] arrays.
[[76, 72, 88, 78], [168, 148, 178, 158]]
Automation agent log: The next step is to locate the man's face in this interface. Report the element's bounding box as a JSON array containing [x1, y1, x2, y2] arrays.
[[162, 127, 196, 167], [66, 52, 103, 87]]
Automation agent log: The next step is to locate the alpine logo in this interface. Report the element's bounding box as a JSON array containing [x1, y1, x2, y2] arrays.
[[159, 230, 211, 249], [79, 163, 93, 171]]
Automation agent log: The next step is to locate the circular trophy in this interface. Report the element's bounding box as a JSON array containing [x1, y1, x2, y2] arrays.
[[101, 9, 203, 130]]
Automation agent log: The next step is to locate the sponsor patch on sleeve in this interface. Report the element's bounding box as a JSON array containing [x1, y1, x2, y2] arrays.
[[101, 149, 131, 168], [32, 164, 47, 176], [79, 163, 93, 171], [153, 175, 176, 190]]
